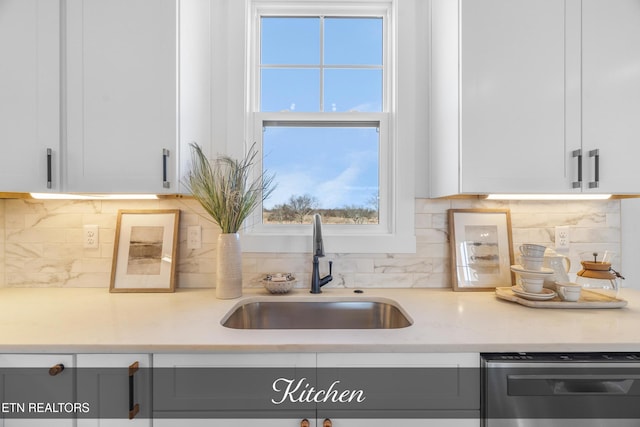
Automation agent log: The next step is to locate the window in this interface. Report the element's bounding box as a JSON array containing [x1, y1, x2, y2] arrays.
[[262, 122, 381, 225], [260, 16, 383, 114], [244, 0, 415, 254]]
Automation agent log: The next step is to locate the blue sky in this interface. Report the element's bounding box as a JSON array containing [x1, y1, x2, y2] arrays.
[[260, 17, 382, 210], [263, 125, 379, 209]]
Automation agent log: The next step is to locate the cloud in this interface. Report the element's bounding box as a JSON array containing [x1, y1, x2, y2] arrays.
[[316, 165, 361, 207], [264, 148, 378, 210], [264, 171, 314, 209], [347, 102, 376, 112]]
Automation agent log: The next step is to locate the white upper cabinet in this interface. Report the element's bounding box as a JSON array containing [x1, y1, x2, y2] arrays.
[[581, 0, 640, 194], [431, 0, 569, 197], [430, 0, 640, 197], [65, 0, 178, 193], [0, 0, 61, 192]]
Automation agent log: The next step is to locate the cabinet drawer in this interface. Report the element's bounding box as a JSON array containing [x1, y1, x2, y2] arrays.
[[153, 353, 315, 417], [317, 353, 479, 413]]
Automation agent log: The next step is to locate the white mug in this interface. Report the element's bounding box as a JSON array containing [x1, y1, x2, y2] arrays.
[[518, 255, 544, 271], [556, 282, 582, 302], [520, 278, 544, 293], [519, 244, 546, 257]]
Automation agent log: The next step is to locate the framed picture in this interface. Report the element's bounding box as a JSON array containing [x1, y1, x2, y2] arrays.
[[110, 209, 180, 293], [448, 209, 514, 291]]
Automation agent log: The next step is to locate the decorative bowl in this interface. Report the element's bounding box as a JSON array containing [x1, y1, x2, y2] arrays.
[[262, 273, 296, 294]]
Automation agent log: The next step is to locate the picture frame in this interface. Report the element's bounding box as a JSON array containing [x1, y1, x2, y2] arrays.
[[448, 209, 514, 291], [110, 209, 180, 293]]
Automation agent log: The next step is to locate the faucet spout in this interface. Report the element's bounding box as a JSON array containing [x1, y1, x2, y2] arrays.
[[310, 214, 333, 293], [313, 213, 324, 257]]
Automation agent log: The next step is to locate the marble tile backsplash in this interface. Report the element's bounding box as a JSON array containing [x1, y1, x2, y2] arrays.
[[0, 200, 5, 287], [0, 198, 621, 289]]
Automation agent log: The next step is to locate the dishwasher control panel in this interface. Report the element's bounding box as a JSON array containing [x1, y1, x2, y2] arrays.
[[482, 352, 640, 363]]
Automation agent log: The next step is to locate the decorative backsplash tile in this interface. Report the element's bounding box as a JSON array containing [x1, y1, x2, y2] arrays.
[[0, 200, 5, 287], [0, 198, 621, 289]]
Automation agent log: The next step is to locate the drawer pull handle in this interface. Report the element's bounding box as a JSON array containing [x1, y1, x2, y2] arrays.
[[572, 149, 582, 189], [128, 361, 140, 419], [162, 148, 170, 189], [46, 148, 53, 189], [589, 149, 600, 189], [48, 363, 64, 376]]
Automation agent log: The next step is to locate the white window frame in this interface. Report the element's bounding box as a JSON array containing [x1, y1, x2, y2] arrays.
[[241, 0, 415, 254]]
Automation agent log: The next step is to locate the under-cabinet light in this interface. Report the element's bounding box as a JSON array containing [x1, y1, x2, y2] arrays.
[[485, 194, 612, 201], [30, 193, 159, 200]]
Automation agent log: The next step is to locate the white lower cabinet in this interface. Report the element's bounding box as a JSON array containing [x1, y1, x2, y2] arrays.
[[0, 354, 75, 427], [0, 354, 150, 426], [153, 419, 474, 427], [152, 353, 480, 427], [153, 353, 316, 426], [326, 420, 477, 427], [317, 353, 480, 427], [76, 354, 152, 427], [0, 352, 480, 426], [153, 420, 304, 427]]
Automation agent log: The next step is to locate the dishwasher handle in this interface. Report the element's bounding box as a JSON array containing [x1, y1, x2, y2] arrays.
[[508, 374, 640, 396]]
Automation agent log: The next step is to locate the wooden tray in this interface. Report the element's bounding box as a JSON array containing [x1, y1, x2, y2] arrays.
[[495, 287, 628, 309]]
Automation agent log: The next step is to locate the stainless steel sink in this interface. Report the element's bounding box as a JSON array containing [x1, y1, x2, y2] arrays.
[[222, 299, 412, 329]]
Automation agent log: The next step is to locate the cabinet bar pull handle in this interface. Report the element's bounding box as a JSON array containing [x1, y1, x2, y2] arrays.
[[162, 149, 170, 189], [300, 419, 310, 427], [323, 419, 332, 427], [572, 149, 582, 189], [128, 361, 140, 419], [49, 363, 64, 376], [46, 148, 52, 189], [589, 149, 600, 188]]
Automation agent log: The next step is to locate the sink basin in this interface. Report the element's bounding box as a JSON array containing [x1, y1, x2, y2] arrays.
[[222, 299, 412, 329]]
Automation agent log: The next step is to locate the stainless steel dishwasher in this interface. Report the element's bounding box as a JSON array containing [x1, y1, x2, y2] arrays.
[[482, 353, 640, 426]]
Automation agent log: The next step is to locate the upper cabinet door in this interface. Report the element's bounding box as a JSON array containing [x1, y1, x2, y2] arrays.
[[0, 0, 60, 193], [582, 0, 640, 194], [459, 0, 568, 194], [430, 0, 570, 197], [65, 0, 177, 193]]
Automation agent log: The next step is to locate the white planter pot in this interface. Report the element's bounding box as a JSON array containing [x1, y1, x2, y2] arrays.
[[216, 233, 242, 299]]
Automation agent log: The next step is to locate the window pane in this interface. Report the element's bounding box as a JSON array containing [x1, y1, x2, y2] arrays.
[[263, 125, 379, 224], [261, 17, 320, 65], [324, 69, 383, 112], [261, 69, 320, 112], [324, 18, 383, 65]]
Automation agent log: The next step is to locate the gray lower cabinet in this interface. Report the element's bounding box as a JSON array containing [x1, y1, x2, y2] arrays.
[[152, 353, 480, 427]]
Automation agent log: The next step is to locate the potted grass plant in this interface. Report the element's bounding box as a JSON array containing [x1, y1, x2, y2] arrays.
[[185, 143, 275, 299]]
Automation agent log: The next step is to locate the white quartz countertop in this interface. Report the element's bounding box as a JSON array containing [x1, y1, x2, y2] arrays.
[[1, 287, 639, 353]]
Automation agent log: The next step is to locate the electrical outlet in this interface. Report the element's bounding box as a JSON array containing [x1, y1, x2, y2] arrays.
[[83, 225, 99, 249], [555, 226, 570, 250], [187, 225, 202, 249]]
